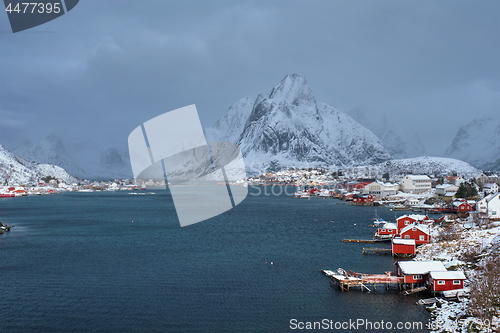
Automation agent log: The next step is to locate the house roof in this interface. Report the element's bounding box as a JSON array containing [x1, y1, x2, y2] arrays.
[[487, 192, 499, 203], [483, 183, 498, 188], [396, 214, 428, 221], [406, 175, 431, 181], [429, 271, 466, 280], [396, 261, 447, 275], [400, 223, 431, 235], [436, 183, 458, 189], [392, 238, 415, 245], [380, 222, 397, 230]]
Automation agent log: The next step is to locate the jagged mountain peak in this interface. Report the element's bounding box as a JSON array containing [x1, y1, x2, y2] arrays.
[[444, 117, 500, 170], [268, 74, 315, 106], [206, 74, 392, 171]]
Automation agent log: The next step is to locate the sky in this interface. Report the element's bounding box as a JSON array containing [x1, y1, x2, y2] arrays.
[[0, 0, 499, 156]]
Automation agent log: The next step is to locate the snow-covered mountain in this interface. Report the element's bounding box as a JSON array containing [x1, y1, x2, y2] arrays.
[[12, 134, 90, 178], [354, 156, 480, 179], [205, 74, 392, 172], [444, 118, 500, 171], [12, 135, 133, 180], [347, 109, 426, 159], [70, 141, 133, 180], [0, 144, 77, 185]]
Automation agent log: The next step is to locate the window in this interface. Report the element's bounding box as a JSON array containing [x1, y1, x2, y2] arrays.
[[381, 229, 386, 232], [493, 211, 497, 216], [405, 235, 410, 239], [453, 280, 461, 285], [437, 280, 445, 285], [413, 275, 422, 280], [405, 221, 409, 225], [419, 235, 425, 240], [412, 227, 416, 231]]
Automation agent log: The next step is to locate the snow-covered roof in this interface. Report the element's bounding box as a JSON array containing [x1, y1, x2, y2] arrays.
[[487, 192, 499, 203], [436, 183, 457, 189], [381, 222, 397, 229], [445, 192, 456, 197], [429, 271, 466, 280], [406, 175, 431, 181], [397, 261, 447, 275], [400, 223, 431, 235], [396, 214, 427, 221], [483, 183, 498, 188], [392, 238, 415, 245]]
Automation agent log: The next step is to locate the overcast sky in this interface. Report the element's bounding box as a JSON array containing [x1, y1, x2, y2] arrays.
[[1, 0, 499, 156]]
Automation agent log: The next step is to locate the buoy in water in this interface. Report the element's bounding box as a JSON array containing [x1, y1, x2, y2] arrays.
[[271, 262, 273, 265]]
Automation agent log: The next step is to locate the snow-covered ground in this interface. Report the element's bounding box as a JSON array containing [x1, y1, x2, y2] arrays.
[[351, 156, 481, 179], [415, 218, 500, 332], [0, 144, 77, 185]]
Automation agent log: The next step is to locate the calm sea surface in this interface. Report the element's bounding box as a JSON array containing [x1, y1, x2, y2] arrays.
[[0, 187, 430, 332]]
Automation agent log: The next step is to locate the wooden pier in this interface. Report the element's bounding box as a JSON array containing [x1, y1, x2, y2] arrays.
[[343, 238, 389, 243], [342, 239, 376, 243], [321, 269, 404, 292], [362, 247, 391, 255]]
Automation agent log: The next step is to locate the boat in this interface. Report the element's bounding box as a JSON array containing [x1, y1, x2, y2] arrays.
[[0, 193, 15, 197], [371, 210, 389, 226], [78, 189, 94, 193]]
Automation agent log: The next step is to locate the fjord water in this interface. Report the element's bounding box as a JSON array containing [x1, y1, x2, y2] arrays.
[[0, 188, 429, 332]]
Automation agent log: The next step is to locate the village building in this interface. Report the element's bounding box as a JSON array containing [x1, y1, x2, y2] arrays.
[[395, 261, 447, 284], [364, 181, 398, 197], [428, 271, 466, 295], [352, 193, 373, 203], [482, 182, 499, 196], [395, 214, 429, 233], [477, 192, 500, 219], [392, 238, 415, 256], [435, 183, 459, 196], [399, 175, 431, 194], [449, 198, 474, 214], [375, 222, 398, 239], [446, 176, 465, 186], [404, 198, 420, 206], [397, 223, 431, 245]]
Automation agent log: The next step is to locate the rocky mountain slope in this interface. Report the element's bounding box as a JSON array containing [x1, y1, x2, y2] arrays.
[[444, 118, 500, 171], [205, 74, 392, 172], [12, 135, 132, 180], [357, 156, 481, 178], [0, 144, 77, 185]]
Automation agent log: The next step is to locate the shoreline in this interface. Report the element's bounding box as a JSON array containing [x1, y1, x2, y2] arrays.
[[415, 216, 500, 332]]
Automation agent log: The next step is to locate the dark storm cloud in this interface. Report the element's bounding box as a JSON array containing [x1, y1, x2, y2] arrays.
[[0, 0, 498, 155]]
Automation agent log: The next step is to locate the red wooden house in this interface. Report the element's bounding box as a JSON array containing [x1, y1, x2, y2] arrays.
[[395, 261, 447, 284], [392, 238, 415, 256], [396, 214, 429, 233], [352, 194, 373, 203], [342, 193, 355, 201], [450, 198, 473, 213], [428, 271, 466, 294], [398, 223, 431, 245], [375, 222, 398, 239]]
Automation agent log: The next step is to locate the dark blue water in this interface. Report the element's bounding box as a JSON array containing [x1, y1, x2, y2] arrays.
[[0, 188, 430, 332]]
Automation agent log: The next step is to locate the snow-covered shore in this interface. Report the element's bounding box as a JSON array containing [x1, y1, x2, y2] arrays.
[[415, 217, 500, 333]]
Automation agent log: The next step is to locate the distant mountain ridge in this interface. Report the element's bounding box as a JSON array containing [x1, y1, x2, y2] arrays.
[[444, 117, 500, 171], [12, 135, 133, 180], [206, 74, 392, 171], [0, 144, 77, 185], [346, 108, 426, 159]]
